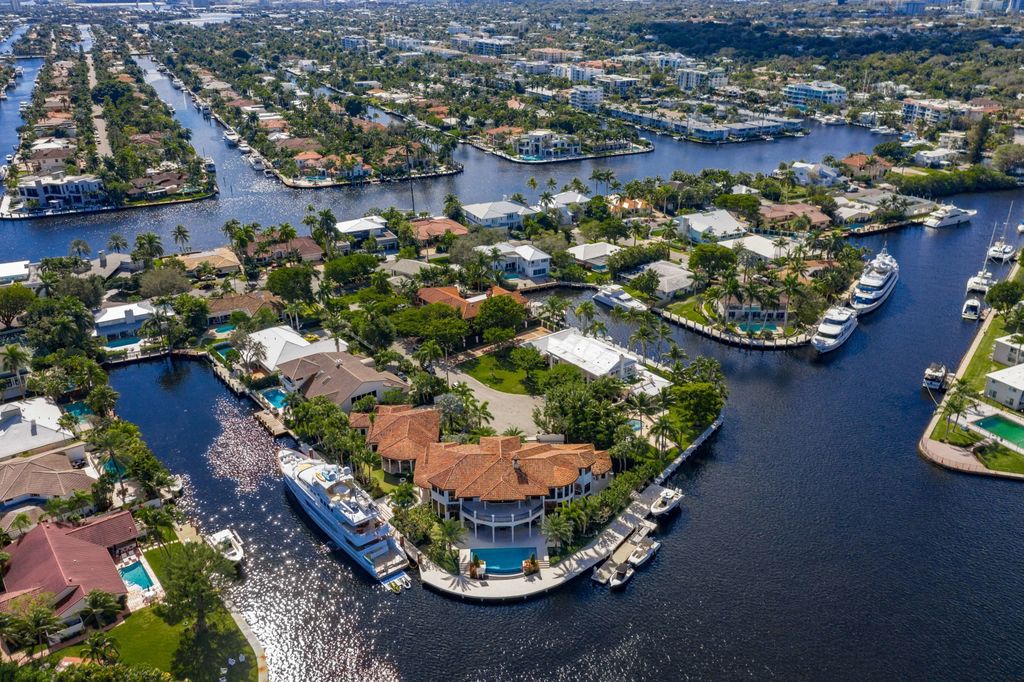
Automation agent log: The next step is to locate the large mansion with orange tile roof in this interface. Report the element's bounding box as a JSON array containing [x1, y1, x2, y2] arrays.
[[416, 285, 526, 320], [413, 436, 612, 541], [349, 405, 441, 475]]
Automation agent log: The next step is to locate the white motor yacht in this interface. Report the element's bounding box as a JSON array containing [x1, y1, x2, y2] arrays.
[[650, 488, 683, 517], [223, 130, 240, 146], [627, 539, 661, 568], [609, 563, 635, 589], [962, 298, 982, 321], [923, 363, 949, 391], [593, 285, 647, 312], [966, 270, 996, 294], [205, 528, 244, 563], [850, 247, 899, 314], [1017, 222, 1024, 235], [278, 449, 409, 583], [237, 141, 252, 154], [247, 155, 264, 171], [922, 204, 977, 229], [203, 157, 216, 172], [811, 306, 858, 353]]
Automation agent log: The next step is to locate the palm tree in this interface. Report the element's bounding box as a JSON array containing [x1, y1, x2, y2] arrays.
[[21, 600, 63, 656], [107, 234, 127, 254], [0, 345, 30, 394], [574, 300, 597, 330], [85, 385, 119, 420], [629, 324, 657, 360], [82, 631, 120, 665], [624, 391, 658, 425], [171, 224, 191, 252], [283, 301, 305, 331], [650, 415, 675, 458], [779, 273, 802, 333], [390, 482, 417, 517], [539, 295, 569, 329], [10, 512, 32, 536], [79, 590, 122, 631], [133, 232, 164, 264], [527, 176, 538, 191], [541, 513, 575, 550], [413, 339, 443, 370], [431, 518, 465, 559], [69, 239, 91, 259]]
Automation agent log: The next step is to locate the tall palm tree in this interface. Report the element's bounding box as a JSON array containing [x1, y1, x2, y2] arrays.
[[85, 385, 119, 420], [413, 339, 443, 370], [107, 234, 127, 254], [171, 224, 191, 252], [22, 601, 63, 656], [629, 324, 657, 360], [779, 273, 802, 333], [134, 232, 164, 264], [82, 631, 120, 665], [0, 345, 30, 394], [541, 513, 575, 550], [79, 590, 122, 631], [624, 391, 658, 424], [431, 518, 465, 560], [574, 300, 597, 330], [69, 239, 91, 259], [650, 415, 676, 458], [10, 512, 31, 536], [390, 482, 418, 517]]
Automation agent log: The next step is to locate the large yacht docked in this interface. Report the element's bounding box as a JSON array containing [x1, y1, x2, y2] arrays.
[[922, 204, 977, 229], [811, 306, 858, 353], [278, 449, 409, 583], [593, 284, 648, 312], [850, 247, 899, 314]]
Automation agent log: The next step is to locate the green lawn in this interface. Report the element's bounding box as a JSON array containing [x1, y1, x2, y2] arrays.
[[459, 353, 528, 394], [930, 418, 984, 448], [975, 442, 1024, 475], [370, 466, 407, 493], [60, 543, 259, 682], [960, 314, 1009, 395], [667, 296, 710, 325]]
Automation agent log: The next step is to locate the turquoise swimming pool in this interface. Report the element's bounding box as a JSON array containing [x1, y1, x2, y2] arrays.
[[212, 342, 234, 360], [119, 561, 154, 590], [105, 336, 140, 348], [628, 418, 643, 432], [469, 547, 536, 575], [214, 324, 236, 333], [973, 414, 1024, 448], [737, 322, 778, 334], [64, 401, 93, 422], [262, 387, 288, 409]]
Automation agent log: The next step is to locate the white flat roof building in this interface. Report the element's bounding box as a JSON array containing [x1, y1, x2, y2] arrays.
[[717, 234, 799, 261], [247, 325, 347, 373], [0, 261, 32, 286], [985, 364, 1024, 410], [0, 398, 76, 461], [527, 328, 638, 380], [678, 209, 747, 243]]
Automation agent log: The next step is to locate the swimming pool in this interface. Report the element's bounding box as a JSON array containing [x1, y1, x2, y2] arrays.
[[104, 458, 127, 476], [212, 342, 234, 360], [262, 388, 288, 410], [105, 336, 140, 348], [737, 322, 778, 334], [628, 418, 643, 432], [63, 401, 93, 422], [973, 414, 1024, 448], [119, 561, 154, 590], [469, 547, 536, 575], [214, 324, 236, 333]]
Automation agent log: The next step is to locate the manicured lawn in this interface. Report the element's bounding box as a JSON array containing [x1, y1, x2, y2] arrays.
[[60, 607, 184, 673], [930, 418, 984, 448], [370, 466, 407, 493], [459, 353, 528, 394], [960, 314, 1008, 395], [975, 442, 1024, 475], [667, 296, 710, 325]]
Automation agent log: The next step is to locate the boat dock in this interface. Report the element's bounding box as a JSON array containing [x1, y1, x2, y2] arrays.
[[592, 516, 658, 585], [254, 409, 288, 437]]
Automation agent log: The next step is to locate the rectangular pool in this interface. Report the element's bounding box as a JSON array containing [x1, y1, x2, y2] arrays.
[[119, 561, 154, 590], [214, 324, 236, 333], [105, 336, 140, 348], [469, 547, 536, 575], [973, 414, 1024, 448], [262, 387, 288, 410], [63, 401, 93, 422]]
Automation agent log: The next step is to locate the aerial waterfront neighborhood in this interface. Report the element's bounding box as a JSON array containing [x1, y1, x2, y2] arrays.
[[1, 0, 1024, 680]]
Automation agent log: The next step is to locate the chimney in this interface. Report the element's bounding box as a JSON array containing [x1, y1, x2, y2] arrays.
[[512, 457, 520, 470], [98, 250, 107, 267], [30, 419, 37, 436], [125, 308, 135, 325]]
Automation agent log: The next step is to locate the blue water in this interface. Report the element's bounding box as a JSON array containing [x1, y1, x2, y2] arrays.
[[215, 324, 236, 333], [212, 342, 234, 360], [469, 547, 536, 575], [737, 322, 779, 333], [262, 388, 287, 410], [119, 561, 154, 590], [627, 418, 643, 432], [63, 401, 93, 421], [105, 336, 141, 348]]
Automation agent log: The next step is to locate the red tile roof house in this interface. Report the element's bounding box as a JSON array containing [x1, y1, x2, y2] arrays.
[[0, 511, 139, 645], [349, 405, 441, 475], [413, 436, 613, 542], [416, 286, 526, 320], [243, 235, 324, 265], [411, 217, 469, 245]]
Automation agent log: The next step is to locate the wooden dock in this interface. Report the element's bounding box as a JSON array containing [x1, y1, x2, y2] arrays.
[[254, 409, 288, 437], [592, 515, 658, 584]]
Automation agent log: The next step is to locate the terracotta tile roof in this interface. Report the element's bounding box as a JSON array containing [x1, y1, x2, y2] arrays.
[[413, 436, 611, 502], [350, 405, 440, 463], [351, 117, 387, 133], [275, 137, 320, 152], [416, 286, 526, 319], [758, 202, 831, 227], [0, 451, 94, 503], [243, 236, 323, 262], [411, 217, 469, 242], [842, 153, 892, 171], [1, 512, 138, 616], [206, 290, 282, 317]]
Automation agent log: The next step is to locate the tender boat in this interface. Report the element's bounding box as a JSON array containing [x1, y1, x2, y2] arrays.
[[223, 130, 240, 146], [627, 539, 661, 568], [811, 306, 858, 353], [593, 284, 647, 312], [237, 141, 252, 154], [650, 488, 683, 517], [203, 157, 216, 172], [1017, 222, 1024, 235], [962, 298, 982, 321], [966, 269, 996, 294], [205, 528, 244, 563], [277, 449, 409, 583], [922, 204, 977, 229], [263, 168, 276, 177], [4, 154, 11, 163], [609, 563, 635, 589], [247, 155, 264, 170], [850, 247, 899, 314], [923, 363, 949, 390]]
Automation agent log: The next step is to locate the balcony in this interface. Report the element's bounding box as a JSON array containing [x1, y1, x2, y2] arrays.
[[460, 500, 543, 525]]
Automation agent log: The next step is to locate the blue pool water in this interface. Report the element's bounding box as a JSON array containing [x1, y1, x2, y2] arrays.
[[627, 418, 643, 432], [737, 322, 778, 334], [103, 458, 127, 476], [105, 336, 140, 348], [469, 547, 536, 575], [64, 401, 93, 421], [215, 324, 236, 333], [262, 388, 288, 409], [119, 561, 154, 590], [213, 343, 234, 360]]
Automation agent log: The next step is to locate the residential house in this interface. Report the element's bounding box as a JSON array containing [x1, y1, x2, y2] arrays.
[[635, 260, 694, 301], [566, 241, 621, 271], [528, 328, 638, 381], [417, 286, 527, 320], [0, 512, 139, 642], [718, 234, 800, 262], [993, 335, 1024, 366], [985, 364, 1024, 410], [0, 260, 38, 288], [335, 215, 399, 254], [475, 242, 551, 279], [678, 209, 747, 243], [17, 174, 103, 210], [782, 81, 847, 109], [94, 303, 160, 343], [0, 399, 81, 462], [278, 351, 406, 413], [533, 191, 589, 224], [784, 162, 843, 187], [0, 450, 95, 516], [243, 236, 324, 265], [515, 130, 581, 160], [411, 217, 469, 245], [174, 247, 241, 276], [126, 171, 188, 200], [349, 405, 440, 474], [413, 436, 612, 541], [914, 148, 959, 168], [715, 294, 791, 324], [757, 202, 831, 230], [841, 153, 893, 181], [462, 200, 538, 230], [246, 325, 344, 373], [206, 291, 282, 326]]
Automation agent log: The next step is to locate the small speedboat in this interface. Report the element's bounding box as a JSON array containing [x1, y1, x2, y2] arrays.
[[962, 298, 982, 321], [923, 363, 949, 390], [4, 154, 11, 163], [609, 563, 635, 589], [237, 141, 251, 154], [627, 540, 661, 568], [1017, 222, 1024, 235], [204, 528, 245, 563], [650, 488, 683, 517]]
